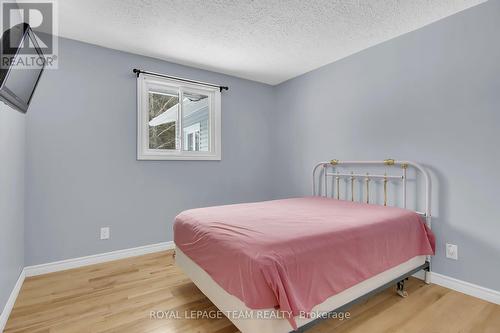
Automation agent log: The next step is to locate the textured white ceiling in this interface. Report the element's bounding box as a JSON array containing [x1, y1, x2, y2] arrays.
[[56, 0, 486, 85]]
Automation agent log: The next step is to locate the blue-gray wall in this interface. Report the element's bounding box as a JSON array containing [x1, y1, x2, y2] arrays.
[[0, 104, 25, 316], [271, 0, 500, 291], [25, 38, 275, 265]]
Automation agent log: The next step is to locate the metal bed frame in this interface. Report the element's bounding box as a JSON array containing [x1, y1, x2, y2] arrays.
[[297, 159, 432, 332]]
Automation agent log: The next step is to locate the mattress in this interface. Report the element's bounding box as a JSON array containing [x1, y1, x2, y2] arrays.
[[174, 197, 435, 329]]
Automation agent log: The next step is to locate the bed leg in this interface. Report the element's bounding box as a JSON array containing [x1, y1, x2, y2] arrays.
[[396, 279, 408, 298], [424, 269, 431, 284]]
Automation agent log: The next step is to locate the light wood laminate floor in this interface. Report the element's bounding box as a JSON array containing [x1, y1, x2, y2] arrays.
[[5, 251, 500, 333]]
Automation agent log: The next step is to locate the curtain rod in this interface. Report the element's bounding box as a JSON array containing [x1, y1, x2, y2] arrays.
[[132, 69, 229, 92]]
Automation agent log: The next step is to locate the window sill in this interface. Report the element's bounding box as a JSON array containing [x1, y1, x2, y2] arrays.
[[137, 151, 221, 161]]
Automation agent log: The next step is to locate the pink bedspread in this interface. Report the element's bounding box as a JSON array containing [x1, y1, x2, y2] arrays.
[[174, 197, 435, 329]]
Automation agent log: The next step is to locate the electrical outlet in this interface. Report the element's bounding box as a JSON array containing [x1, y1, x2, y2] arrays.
[[446, 243, 458, 260], [100, 227, 110, 240]]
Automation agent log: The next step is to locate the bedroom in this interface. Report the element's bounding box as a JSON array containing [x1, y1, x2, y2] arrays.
[[0, 0, 499, 332]]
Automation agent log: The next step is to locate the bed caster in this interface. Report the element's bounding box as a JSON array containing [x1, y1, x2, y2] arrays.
[[396, 279, 408, 298]]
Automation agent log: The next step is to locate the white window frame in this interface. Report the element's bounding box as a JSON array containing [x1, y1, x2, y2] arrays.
[[137, 73, 221, 160]]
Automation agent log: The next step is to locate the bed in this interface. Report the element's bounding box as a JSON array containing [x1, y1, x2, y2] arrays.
[[174, 160, 435, 333]]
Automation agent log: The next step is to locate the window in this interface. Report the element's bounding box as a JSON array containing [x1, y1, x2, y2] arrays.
[[137, 73, 221, 160]]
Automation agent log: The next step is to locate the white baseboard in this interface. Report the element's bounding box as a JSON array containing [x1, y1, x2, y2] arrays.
[[413, 270, 500, 305], [431, 272, 500, 305], [0, 269, 25, 332], [24, 241, 175, 277]]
